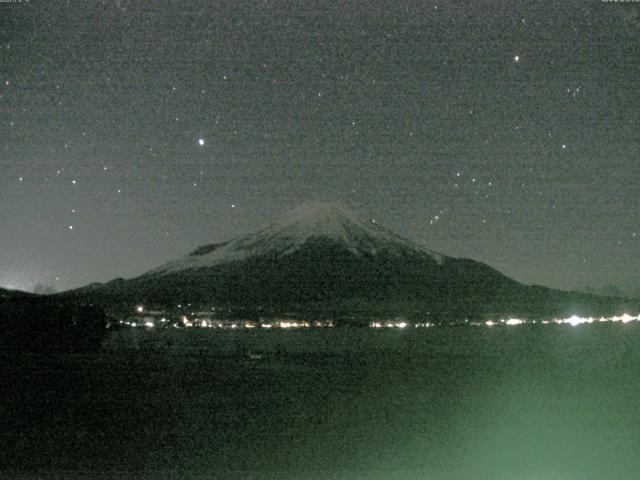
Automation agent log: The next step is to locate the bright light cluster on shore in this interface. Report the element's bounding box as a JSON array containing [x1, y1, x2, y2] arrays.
[[370, 321, 408, 329], [120, 315, 334, 329], [505, 318, 525, 326], [482, 313, 640, 328], [119, 314, 640, 329], [120, 305, 639, 330]]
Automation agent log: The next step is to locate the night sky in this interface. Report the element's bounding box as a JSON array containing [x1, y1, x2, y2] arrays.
[[1, 1, 638, 296]]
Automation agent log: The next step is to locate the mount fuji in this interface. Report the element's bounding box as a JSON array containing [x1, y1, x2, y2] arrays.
[[65, 201, 634, 321]]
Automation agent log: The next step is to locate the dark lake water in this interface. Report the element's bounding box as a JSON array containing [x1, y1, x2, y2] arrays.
[[2, 324, 640, 479]]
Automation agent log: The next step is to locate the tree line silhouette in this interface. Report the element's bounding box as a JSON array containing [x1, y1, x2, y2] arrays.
[[0, 295, 107, 352]]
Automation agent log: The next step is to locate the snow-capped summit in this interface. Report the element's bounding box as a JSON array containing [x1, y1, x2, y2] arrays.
[[149, 201, 443, 275], [270, 201, 366, 239]]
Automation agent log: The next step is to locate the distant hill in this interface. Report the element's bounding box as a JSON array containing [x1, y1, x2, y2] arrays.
[[62, 201, 639, 321], [581, 284, 639, 300], [0, 287, 36, 299]]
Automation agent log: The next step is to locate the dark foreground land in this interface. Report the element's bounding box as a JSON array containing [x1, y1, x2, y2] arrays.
[[2, 325, 640, 479]]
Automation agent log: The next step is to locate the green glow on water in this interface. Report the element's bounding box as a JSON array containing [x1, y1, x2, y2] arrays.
[[3, 325, 640, 479]]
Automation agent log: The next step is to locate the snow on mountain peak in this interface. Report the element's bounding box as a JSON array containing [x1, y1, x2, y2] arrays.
[[269, 201, 367, 241], [275, 201, 360, 226], [147, 201, 444, 275]]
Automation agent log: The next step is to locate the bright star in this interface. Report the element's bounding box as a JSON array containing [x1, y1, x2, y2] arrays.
[[198, 138, 205, 146]]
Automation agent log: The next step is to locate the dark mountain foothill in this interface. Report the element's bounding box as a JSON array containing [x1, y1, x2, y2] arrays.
[[0, 291, 107, 352]]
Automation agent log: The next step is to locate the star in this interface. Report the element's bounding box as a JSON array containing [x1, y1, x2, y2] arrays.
[[514, 55, 520, 62], [198, 138, 205, 146]]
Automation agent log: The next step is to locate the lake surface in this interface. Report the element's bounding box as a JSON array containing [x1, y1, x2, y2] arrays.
[[2, 324, 640, 479]]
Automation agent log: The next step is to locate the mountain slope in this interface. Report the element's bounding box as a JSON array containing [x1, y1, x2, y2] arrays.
[[65, 202, 637, 319]]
